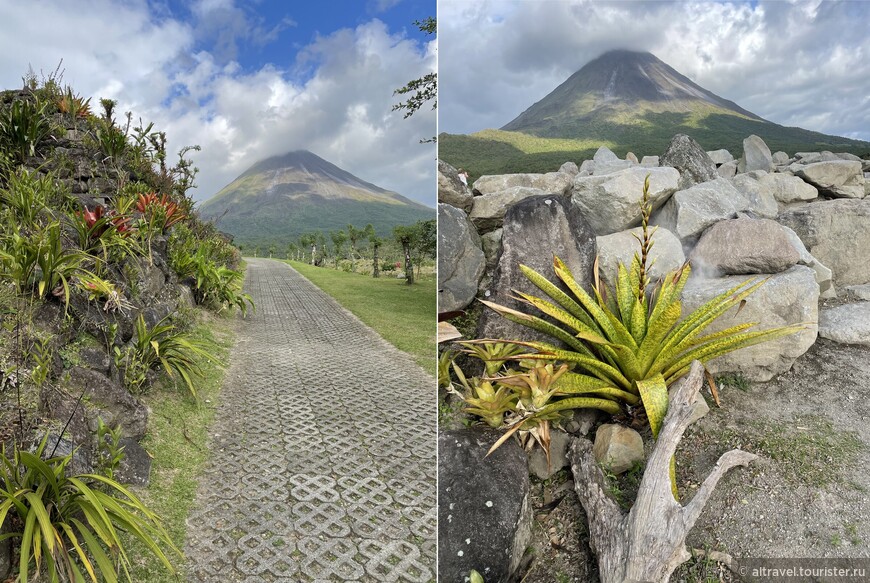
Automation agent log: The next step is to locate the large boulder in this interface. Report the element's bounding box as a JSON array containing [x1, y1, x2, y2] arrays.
[[472, 172, 573, 197], [659, 134, 718, 189], [780, 225, 836, 298], [680, 266, 818, 381], [758, 172, 818, 205], [477, 195, 596, 343], [706, 149, 734, 166], [689, 217, 800, 276], [717, 160, 738, 179], [571, 166, 680, 235], [438, 160, 473, 212], [596, 226, 685, 291], [795, 160, 864, 198], [469, 186, 546, 232], [438, 204, 486, 312], [818, 303, 870, 346], [742, 135, 775, 173], [777, 199, 870, 287], [651, 178, 748, 244], [439, 429, 532, 583], [729, 172, 779, 218]]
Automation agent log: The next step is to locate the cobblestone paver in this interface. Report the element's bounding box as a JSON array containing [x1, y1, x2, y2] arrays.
[[185, 259, 436, 582]]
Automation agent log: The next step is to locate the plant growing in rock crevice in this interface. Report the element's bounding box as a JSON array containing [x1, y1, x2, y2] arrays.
[[463, 176, 804, 464]]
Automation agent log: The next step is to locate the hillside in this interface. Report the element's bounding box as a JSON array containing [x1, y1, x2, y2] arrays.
[[198, 150, 433, 248], [440, 50, 870, 179]]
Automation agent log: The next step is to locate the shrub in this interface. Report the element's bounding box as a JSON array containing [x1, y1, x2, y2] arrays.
[[0, 434, 180, 582], [135, 192, 186, 233], [56, 87, 91, 119]]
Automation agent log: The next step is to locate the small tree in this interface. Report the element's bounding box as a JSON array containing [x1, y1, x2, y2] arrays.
[[268, 245, 275, 259], [330, 230, 347, 269], [393, 225, 415, 285], [364, 224, 381, 278]]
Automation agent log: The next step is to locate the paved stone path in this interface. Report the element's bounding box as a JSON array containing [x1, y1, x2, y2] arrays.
[[185, 259, 436, 582]]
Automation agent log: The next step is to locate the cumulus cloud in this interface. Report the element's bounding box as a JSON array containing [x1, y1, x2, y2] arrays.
[[0, 0, 435, 204], [439, 0, 870, 143]]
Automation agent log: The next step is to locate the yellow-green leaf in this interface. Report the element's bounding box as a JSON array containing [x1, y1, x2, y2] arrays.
[[636, 374, 668, 439]]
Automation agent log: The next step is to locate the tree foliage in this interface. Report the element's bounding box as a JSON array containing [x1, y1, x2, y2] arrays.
[[393, 17, 437, 143]]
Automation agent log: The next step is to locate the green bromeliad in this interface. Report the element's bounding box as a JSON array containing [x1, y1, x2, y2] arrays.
[[467, 176, 805, 468]]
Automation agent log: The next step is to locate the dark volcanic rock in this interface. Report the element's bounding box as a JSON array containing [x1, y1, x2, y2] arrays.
[[438, 428, 532, 583], [438, 203, 485, 312], [114, 437, 152, 485], [66, 367, 148, 439], [477, 194, 596, 343], [660, 133, 718, 189]]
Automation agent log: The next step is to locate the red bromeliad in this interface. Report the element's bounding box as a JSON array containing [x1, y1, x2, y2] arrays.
[[136, 192, 187, 230], [78, 205, 131, 238]]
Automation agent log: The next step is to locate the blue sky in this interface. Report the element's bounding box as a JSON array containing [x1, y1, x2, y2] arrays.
[[0, 0, 436, 204], [439, 0, 870, 145]]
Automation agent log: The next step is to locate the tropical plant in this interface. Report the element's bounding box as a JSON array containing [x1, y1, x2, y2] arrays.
[[75, 273, 133, 313], [0, 98, 51, 162], [477, 176, 804, 448], [71, 205, 136, 266], [135, 192, 186, 233], [56, 87, 92, 119], [0, 222, 85, 305], [0, 434, 180, 582], [95, 119, 128, 163], [450, 361, 518, 429], [117, 314, 216, 398], [0, 168, 55, 226]]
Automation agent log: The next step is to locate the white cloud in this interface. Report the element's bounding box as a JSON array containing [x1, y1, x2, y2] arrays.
[[439, 0, 870, 144], [0, 0, 435, 205]]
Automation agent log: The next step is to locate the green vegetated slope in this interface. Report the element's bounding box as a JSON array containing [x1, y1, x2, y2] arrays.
[[199, 150, 434, 249], [441, 50, 870, 180], [286, 260, 436, 375]]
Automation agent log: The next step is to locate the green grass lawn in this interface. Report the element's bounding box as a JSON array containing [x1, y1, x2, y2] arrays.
[[284, 260, 436, 376], [127, 310, 235, 582]]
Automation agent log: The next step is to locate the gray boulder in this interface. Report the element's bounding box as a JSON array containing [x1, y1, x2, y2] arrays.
[[758, 172, 818, 205], [780, 225, 836, 298], [65, 367, 149, 439], [439, 428, 532, 583], [480, 228, 503, 271], [706, 149, 734, 165], [660, 134, 718, 189], [729, 172, 779, 218], [469, 186, 546, 232], [571, 166, 680, 235], [472, 172, 573, 197], [680, 266, 818, 381], [651, 178, 748, 244], [689, 217, 800, 276], [596, 226, 685, 291], [477, 195, 596, 344], [772, 151, 790, 165], [626, 152, 639, 164], [640, 156, 659, 167], [527, 428, 572, 480], [559, 161, 579, 176], [795, 160, 864, 198], [593, 159, 634, 176], [438, 204, 486, 312], [578, 160, 595, 176], [438, 159, 473, 212], [593, 424, 644, 475], [777, 199, 870, 287], [742, 135, 775, 173], [593, 146, 620, 164], [836, 152, 862, 162], [717, 161, 738, 179], [818, 303, 870, 346]]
